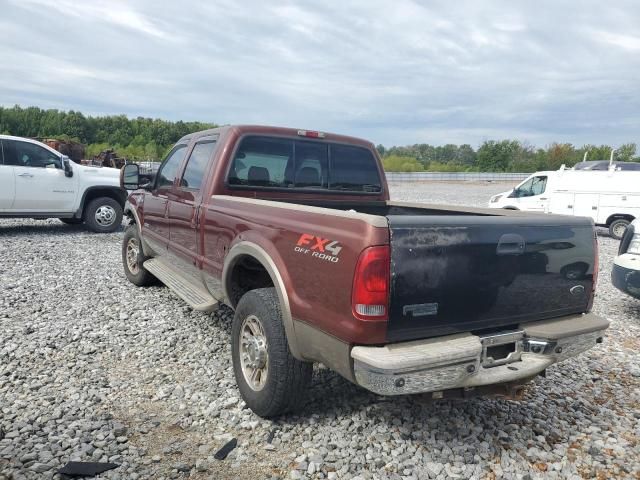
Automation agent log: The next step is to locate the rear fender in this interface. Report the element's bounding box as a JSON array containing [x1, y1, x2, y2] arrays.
[[222, 238, 302, 360]]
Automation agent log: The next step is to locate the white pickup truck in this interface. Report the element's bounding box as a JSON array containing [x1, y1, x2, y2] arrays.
[[0, 135, 126, 232]]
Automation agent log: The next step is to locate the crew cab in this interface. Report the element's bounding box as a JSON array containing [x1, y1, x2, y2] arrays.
[[120, 125, 608, 417], [0, 135, 126, 232], [612, 219, 640, 299]]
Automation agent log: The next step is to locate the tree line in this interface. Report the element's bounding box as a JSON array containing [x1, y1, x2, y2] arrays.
[[0, 105, 215, 161], [1, 105, 638, 171], [377, 140, 639, 172]]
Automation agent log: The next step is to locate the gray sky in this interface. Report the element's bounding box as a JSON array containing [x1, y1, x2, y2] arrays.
[[2, 0, 639, 147]]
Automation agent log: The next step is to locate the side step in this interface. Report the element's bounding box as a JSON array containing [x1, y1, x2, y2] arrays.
[[143, 258, 218, 311]]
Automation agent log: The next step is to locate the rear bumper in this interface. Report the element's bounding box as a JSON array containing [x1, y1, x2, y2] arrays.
[[612, 254, 640, 299], [351, 313, 608, 396]]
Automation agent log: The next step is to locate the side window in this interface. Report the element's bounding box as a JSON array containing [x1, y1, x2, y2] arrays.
[[516, 176, 547, 197], [531, 176, 547, 195], [9, 140, 61, 168], [228, 136, 293, 187], [181, 140, 217, 190], [515, 177, 534, 197], [156, 145, 187, 188]]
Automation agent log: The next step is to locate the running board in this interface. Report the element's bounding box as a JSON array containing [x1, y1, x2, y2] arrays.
[[143, 258, 218, 311]]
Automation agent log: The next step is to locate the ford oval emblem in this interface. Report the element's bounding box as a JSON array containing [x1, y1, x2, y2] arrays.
[[570, 285, 585, 296]]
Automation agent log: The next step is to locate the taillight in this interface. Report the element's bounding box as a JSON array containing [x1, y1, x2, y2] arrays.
[[352, 246, 390, 321], [588, 231, 599, 311]]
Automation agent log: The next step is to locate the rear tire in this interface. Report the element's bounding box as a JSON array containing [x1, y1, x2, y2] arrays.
[[59, 218, 83, 225], [122, 225, 156, 286], [231, 288, 312, 418], [84, 197, 123, 233], [609, 219, 630, 240]]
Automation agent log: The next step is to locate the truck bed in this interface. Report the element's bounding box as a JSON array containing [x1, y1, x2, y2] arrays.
[[271, 198, 596, 341]]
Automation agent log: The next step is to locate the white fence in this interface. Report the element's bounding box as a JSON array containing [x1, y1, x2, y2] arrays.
[[385, 172, 529, 182]]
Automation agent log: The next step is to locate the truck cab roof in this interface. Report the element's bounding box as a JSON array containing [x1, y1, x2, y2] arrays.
[[176, 125, 375, 150]]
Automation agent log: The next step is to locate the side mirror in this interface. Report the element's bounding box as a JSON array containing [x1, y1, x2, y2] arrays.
[[62, 157, 73, 177], [508, 189, 518, 198], [121, 163, 140, 190]]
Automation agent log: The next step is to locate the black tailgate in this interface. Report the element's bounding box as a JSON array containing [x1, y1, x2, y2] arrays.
[[387, 215, 595, 342]]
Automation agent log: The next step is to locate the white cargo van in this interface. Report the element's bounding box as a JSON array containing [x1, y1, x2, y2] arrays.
[[488, 168, 640, 239]]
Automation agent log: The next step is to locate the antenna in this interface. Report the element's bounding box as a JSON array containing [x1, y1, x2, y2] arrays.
[[609, 148, 616, 166]]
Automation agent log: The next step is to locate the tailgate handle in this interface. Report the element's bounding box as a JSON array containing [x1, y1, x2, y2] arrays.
[[497, 233, 525, 255]]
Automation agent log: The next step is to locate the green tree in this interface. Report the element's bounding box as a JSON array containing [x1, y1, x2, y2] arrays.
[[477, 140, 519, 172], [615, 143, 637, 162], [382, 155, 424, 172]]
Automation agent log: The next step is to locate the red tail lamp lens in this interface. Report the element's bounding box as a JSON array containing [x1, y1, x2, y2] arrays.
[[352, 246, 390, 321]]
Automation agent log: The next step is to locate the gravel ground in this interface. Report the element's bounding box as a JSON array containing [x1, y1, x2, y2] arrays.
[[1, 181, 639, 480]]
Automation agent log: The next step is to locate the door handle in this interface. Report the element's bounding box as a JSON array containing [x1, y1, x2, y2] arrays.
[[18, 172, 34, 177], [540, 197, 548, 200]]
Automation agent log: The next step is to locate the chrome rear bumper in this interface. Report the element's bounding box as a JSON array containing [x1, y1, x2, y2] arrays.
[[351, 313, 608, 396]]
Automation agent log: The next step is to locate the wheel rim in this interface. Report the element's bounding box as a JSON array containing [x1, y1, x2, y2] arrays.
[[95, 205, 117, 227], [126, 238, 140, 275], [239, 315, 269, 391], [613, 222, 627, 239]]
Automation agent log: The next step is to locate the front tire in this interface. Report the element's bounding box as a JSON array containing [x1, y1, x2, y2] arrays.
[[231, 288, 312, 418], [84, 197, 123, 233], [609, 219, 630, 240], [122, 225, 156, 286]]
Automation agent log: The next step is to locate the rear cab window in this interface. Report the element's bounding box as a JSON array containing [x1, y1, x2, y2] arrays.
[[227, 135, 381, 193]]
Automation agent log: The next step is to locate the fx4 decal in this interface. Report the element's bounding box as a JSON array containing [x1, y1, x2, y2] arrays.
[[294, 233, 343, 263]]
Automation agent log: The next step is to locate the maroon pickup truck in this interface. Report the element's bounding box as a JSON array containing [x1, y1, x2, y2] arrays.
[[120, 125, 608, 417]]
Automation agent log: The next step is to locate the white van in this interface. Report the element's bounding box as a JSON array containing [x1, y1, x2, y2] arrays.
[[488, 168, 640, 239]]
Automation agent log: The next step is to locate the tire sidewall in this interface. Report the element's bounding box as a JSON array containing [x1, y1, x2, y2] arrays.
[[122, 226, 148, 285], [610, 219, 629, 240], [231, 289, 288, 416], [85, 197, 123, 233]]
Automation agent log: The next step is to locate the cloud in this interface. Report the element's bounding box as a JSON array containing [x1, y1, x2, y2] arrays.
[[1, 0, 639, 147], [593, 31, 640, 51]]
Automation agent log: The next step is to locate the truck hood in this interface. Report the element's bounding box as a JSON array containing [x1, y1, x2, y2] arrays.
[[74, 163, 120, 186]]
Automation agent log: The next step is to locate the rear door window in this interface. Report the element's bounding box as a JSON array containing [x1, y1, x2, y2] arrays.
[[181, 140, 217, 190], [227, 136, 381, 193]]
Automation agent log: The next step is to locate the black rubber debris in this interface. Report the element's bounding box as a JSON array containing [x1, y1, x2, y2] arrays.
[[57, 461, 119, 478], [214, 438, 237, 460]]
